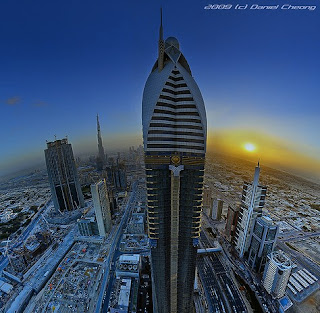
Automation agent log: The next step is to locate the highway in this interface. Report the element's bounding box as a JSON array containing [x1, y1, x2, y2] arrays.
[[194, 292, 206, 313], [95, 181, 137, 313], [0, 258, 9, 272], [198, 255, 226, 312], [14, 199, 52, 246], [198, 231, 247, 313]]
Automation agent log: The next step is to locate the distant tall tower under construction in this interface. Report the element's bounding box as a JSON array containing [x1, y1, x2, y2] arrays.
[[235, 162, 267, 258], [96, 114, 106, 171], [142, 10, 207, 313], [45, 138, 84, 212]]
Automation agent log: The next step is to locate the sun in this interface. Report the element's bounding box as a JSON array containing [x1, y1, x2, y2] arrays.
[[244, 143, 256, 152]]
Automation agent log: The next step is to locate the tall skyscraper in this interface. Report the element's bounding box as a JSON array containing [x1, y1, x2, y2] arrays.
[[263, 251, 292, 298], [235, 162, 267, 258], [91, 179, 112, 237], [45, 138, 84, 212], [142, 11, 207, 313], [96, 114, 106, 171], [247, 216, 279, 272], [106, 163, 127, 191]]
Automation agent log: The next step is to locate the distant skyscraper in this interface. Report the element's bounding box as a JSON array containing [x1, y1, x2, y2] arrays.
[[263, 251, 292, 298], [106, 163, 127, 191], [235, 162, 267, 258], [107, 186, 117, 216], [212, 198, 223, 220], [225, 205, 240, 242], [45, 138, 84, 212], [142, 11, 207, 313], [247, 216, 279, 272], [91, 179, 112, 237], [96, 114, 106, 171]]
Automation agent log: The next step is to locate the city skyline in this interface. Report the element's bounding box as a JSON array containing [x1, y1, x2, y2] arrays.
[[1, 0, 320, 181], [1, 3, 319, 312]]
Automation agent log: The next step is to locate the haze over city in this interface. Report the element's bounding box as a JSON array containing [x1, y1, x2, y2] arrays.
[[0, 0, 319, 182], [1, 2, 320, 313]]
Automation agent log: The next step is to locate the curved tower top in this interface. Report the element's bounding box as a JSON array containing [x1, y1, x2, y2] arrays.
[[142, 17, 207, 156]]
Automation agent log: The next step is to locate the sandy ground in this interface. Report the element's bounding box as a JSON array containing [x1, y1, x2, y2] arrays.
[[289, 289, 320, 313]]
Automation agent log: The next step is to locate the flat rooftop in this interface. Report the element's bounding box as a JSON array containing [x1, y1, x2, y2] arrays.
[[119, 254, 140, 263], [118, 278, 131, 309]]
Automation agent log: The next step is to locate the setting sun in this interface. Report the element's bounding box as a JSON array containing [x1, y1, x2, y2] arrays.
[[244, 143, 256, 152]]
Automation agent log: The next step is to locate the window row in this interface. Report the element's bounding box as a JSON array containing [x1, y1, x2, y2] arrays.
[[149, 123, 203, 130], [151, 116, 201, 123]]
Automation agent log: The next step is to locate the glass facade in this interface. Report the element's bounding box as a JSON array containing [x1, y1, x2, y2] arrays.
[[45, 138, 84, 211], [247, 216, 278, 273], [145, 157, 205, 312]]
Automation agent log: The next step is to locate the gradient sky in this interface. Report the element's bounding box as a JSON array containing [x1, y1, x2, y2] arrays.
[[0, 0, 319, 179]]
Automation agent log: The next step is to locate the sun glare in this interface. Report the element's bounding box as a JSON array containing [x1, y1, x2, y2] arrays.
[[244, 143, 256, 152]]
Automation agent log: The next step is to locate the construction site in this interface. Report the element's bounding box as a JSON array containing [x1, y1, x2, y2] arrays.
[[29, 241, 107, 313]]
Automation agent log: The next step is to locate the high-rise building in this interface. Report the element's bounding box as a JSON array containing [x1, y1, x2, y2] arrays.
[[263, 251, 292, 299], [202, 185, 213, 216], [107, 186, 117, 216], [45, 138, 84, 212], [91, 179, 112, 237], [247, 216, 279, 272], [225, 205, 240, 242], [142, 11, 207, 313], [235, 162, 267, 257], [96, 114, 106, 171], [212, 198, 223, 220], [106, 163, 127, 191]]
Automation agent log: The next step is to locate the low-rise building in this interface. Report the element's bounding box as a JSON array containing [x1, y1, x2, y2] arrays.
[[127, 214, 144, 234], [77, 217, 99, 236], [116, 254, 141, 278]]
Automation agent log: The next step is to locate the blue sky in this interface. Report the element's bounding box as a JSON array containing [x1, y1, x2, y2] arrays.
[[0, 0, 319, 177]]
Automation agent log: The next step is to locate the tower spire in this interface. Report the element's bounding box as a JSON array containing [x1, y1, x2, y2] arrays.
[[158, 8, 165, 72], [97, 114, 100, 132], [96, 114, 105, 170], [159, 7, 163, 40], [253, 161, 260, 188]]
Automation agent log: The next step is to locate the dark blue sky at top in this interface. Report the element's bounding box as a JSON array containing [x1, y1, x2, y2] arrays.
[[0, 0, 319, 175]]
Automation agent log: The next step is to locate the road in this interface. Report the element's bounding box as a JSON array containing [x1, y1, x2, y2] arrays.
[[0, 198, 52, 272], [198, 231, 247, 313], [14, 199, 52, 247], [277, 241, 320, 278], [95, 181, 137, 313], [278, 231, 320, 242]]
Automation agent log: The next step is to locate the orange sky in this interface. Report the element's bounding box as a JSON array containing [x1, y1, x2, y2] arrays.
[[1, 128, 319, 184], [207, 128, 320, 183], [72, 129, 320, 182]]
